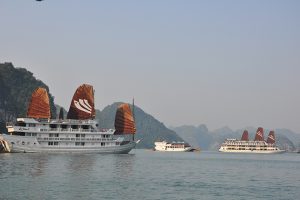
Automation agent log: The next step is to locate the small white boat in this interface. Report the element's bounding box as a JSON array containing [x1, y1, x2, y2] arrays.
[[154, 141, 192, 152]]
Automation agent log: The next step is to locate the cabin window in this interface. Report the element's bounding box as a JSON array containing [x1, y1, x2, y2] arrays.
[[82, 125, 89, 129], [28, 123, 36, 127], [48, 142, 54, 145], [50, 124, 57, 128], [76, 134, 80, 138], [13, 132, 25, 136], [101, 142, 105, 146], [71, 125, 78, 129], [16, 122, 26, 127], [54, 142, 59, 146], [61, 124, 68, 129], [75, 142, 85, 146]]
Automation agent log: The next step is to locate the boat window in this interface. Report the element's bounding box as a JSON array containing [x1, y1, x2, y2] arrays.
[[82, 125, 89, 129], [61, 124, 68, 129], [16, 122, 26, 127], [71, 125, 78, 129], [101, 142, 105, 146], [13, 132, 25, 136], [48, 142, 54, 145], [54, 142, 59, 145], [50, 124, 57, 128], [28, 123, 36, 127], [75, 142, 85, 146]]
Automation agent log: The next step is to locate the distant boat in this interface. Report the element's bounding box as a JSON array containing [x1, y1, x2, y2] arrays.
[[1, 84, 137, 153], [219, 128, 285, 154], [154, 141, 193, 152]]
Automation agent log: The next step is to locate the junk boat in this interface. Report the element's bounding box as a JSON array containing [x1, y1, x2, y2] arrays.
[[219, 128, 285, 153], [0, 84, 137, 153], [154, 141, 192, 152]]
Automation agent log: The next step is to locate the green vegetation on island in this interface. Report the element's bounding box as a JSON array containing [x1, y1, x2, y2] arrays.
[[0, 63, 56, 133]]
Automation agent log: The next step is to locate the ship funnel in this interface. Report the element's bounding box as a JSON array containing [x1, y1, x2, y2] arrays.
[[27, 87, 51, 119], [241, 130, 249, 141], [266, 131, 276, 144], [114, 103, 136, 135], [67, 84, 95, 120], [254, 127, 264, 141]]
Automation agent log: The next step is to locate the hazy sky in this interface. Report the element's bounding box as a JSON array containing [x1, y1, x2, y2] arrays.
[[1, 1, 300, 132]]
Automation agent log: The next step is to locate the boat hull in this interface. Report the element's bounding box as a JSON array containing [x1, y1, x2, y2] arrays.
[[155, 147, 193, 152], [1, 134, 135, 154], [219, 149, 285, 154]]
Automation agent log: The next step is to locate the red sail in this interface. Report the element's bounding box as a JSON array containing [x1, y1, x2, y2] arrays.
[[114, 103, 136, 134], [267, 131, 276, 144], [254, 127, 264, 141], [241, 130, 249, 141], [67, 84, 95, 120], [27, 88, 51, 119]]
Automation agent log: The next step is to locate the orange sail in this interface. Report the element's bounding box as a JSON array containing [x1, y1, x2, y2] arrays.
[[114, 103, 136, 134], [266, 131, 276, 144], [67, 84, 95, 120], [254, 127, 264, 141], [27, 87, 51, 119], [241, 130, 249, 141]]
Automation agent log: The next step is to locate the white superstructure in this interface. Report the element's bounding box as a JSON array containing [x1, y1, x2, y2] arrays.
[[154, 141, 192, 152], [219, 139, 285, 154], [1, 118, 135, 153]]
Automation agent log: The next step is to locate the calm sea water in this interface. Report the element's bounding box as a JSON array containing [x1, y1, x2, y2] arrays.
[[0, 150, 299, 200]]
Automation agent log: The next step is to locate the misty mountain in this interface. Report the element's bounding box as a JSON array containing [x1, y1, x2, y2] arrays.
[[96, 102, 184, 149], [171, 125, 212, 149]]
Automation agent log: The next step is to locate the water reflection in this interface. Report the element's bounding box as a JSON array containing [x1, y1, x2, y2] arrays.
[[67, 154, 96, 173], [29, 154, 49, 177], [112, 153, 136, 178]]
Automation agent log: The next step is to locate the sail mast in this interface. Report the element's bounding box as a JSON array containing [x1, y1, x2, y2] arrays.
[[132, 98, 135, 141]]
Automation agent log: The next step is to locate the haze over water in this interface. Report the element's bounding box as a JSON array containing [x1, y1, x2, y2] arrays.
[[1, 150, 299, 200]]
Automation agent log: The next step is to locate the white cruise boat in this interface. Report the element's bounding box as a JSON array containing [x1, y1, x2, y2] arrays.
[[219, 128, 285, 154], [154, 141, 192, 152], [0, 84, 137, 153]]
